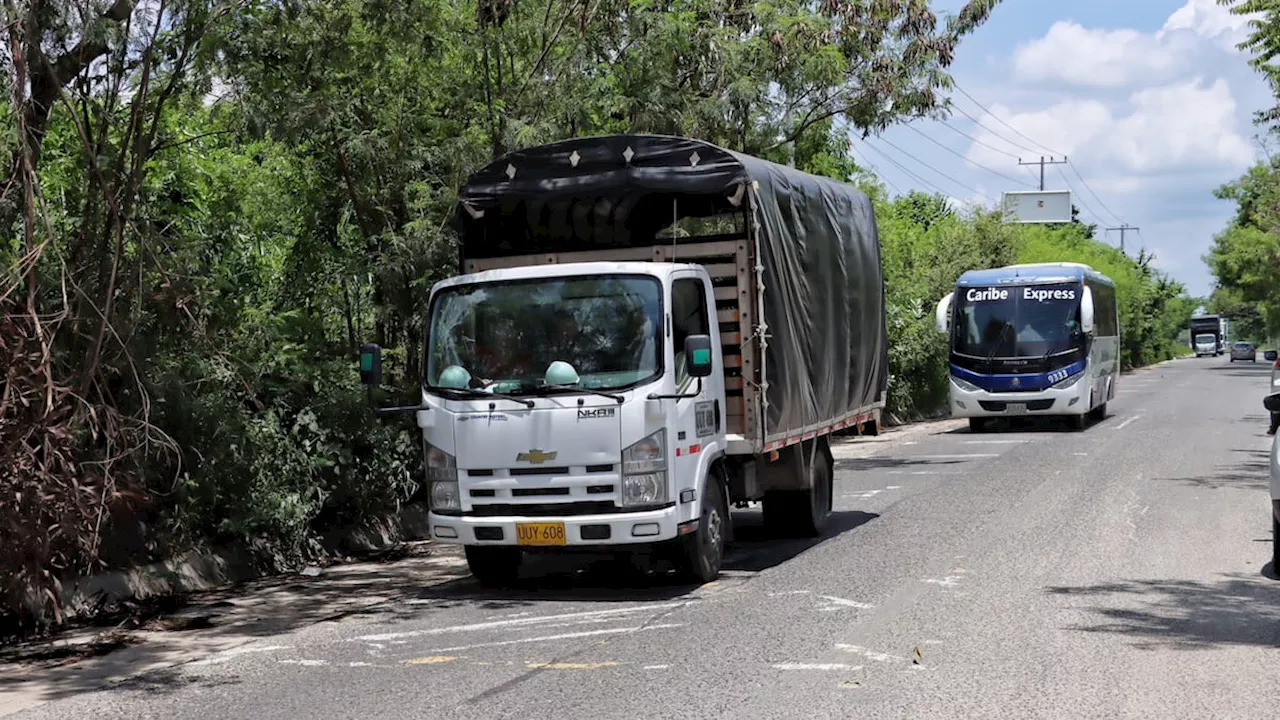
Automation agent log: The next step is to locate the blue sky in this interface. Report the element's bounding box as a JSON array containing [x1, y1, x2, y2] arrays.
[[869, 0, 1272, 297]]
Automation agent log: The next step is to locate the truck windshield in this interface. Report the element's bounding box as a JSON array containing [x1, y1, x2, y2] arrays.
[[1195, 334, 1215, 344], [426, 275, 662, 392], [953, 283, 1083, 359]]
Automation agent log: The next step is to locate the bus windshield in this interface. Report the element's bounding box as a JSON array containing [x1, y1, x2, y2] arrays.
[[953, 283, 1084, 359]]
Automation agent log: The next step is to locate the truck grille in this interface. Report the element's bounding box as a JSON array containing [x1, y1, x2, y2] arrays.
[[463, 501, 673, 517]]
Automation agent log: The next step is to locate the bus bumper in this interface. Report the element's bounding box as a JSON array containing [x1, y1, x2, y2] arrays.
[[948, 376, 1091, 418]]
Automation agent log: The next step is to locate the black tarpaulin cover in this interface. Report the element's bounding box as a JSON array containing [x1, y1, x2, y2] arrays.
[[455, 134, 888, 443]]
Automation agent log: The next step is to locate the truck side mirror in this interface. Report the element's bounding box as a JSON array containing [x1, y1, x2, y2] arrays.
[[684, 335, 713, 377], [359, 343, 382, 386], [934, 293, 953, 335]]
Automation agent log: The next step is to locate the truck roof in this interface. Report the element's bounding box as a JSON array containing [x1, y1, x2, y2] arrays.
[[434, 261, 685, 290], [956, 262, 1113, 287]]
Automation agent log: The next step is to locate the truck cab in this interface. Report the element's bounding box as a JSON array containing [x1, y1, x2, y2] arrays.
[[397, 261, 725, 583], [1194, 334, 1217, 357]]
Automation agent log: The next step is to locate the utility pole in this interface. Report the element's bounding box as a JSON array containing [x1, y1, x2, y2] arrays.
[[1017, 156, 1068, 190], [1106, 224, 1138, 254]]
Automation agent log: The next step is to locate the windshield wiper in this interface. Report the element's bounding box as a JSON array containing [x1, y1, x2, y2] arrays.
[[985, 321, 1014, 366], [423, 384, 534, 408], [528, 384, 625, 404]]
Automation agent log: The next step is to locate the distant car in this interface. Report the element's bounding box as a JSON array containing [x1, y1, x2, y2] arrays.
[[1265, 393, 1280, 569], [1231, 341, 1256, 362]]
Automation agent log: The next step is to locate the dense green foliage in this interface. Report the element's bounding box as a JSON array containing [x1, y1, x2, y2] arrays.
[[0, 0, 1188, 627]]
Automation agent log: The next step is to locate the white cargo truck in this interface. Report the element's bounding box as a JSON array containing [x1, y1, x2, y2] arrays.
[[360, 135, 888, 586]]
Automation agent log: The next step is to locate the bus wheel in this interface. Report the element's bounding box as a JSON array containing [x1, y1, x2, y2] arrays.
[[1065, 414, 1086, 431], [1089, 402, 1107, 421]]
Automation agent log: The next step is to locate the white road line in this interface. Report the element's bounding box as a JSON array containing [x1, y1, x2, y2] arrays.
[[835, 644, 904, 663], [417, 624, 684, 653], [351, 602, 692, 642], [818, 595, 874, 610], [644, 665, 670, 670], [772, 663, 864, 671], [1115, 415, 1141, 430]]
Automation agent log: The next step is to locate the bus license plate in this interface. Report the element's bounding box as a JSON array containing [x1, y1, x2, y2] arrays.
[[1005, 403, 1027, 415], [516, 522, 566, 546]]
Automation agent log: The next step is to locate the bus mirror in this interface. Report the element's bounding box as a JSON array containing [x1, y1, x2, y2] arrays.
[[1079, 287, 1095, 333], [935, 293, 953, 335], [1266, 393, 1280, 413]]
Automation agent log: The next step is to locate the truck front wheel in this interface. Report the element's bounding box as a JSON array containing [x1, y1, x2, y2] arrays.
[[675, 477, 727, 584], [465, 546, 522, 588], [763, 447, 833, 538]]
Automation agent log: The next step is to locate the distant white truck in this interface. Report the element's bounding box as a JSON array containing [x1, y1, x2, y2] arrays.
[[361, 135, 888, 586]]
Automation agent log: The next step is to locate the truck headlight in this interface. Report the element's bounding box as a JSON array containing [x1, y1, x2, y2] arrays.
[[1051, 371, 1083, 390], [425, 442, 460, 512], [951, 376, 980, 393], [621, 430, 668, 507]]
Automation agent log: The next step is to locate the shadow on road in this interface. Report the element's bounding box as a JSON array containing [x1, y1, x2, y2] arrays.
[[1046, 574, 1280, 649], [1155, 448, 1270, 491], [383, 510, 881, 614], [939, 412, 1112, 434]]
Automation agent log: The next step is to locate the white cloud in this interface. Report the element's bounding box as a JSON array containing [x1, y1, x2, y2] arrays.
[[1012, 0, 1255, 89], [965, 77, 1255, 174]]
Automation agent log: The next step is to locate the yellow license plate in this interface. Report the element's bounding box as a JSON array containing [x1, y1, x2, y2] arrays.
[[515, 522, 567, 546]]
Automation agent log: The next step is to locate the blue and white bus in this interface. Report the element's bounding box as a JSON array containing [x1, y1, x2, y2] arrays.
[[934, 262, 1120, 431]]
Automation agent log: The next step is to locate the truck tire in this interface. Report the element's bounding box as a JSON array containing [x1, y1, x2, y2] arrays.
[[465, 546, 522, 588], [763, 447, 832, 538], [675, 477, 727, 584]]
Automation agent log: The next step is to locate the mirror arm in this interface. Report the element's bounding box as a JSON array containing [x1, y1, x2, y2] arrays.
[[647, 377, 703, 401]]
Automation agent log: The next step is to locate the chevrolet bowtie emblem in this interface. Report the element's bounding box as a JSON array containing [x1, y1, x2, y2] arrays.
[[517, 449, 557, 464]]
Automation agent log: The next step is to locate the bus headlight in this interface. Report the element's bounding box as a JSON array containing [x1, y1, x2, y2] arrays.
[[951, 376, 981, 393], [622, 430, 668, 507]]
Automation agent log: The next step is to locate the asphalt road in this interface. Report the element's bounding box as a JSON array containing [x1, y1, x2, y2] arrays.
[[11, 355, 1280, 719]]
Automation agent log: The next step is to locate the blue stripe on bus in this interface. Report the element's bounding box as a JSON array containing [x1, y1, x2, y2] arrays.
[[950, 359, 1088, 393]]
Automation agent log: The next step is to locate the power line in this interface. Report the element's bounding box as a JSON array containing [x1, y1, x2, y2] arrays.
[[937, 120, 1022, 160], [859, 139, 965, 203], [953, 84, 1064, 156], [950, 84, 1132, 227], [946, 102, 1045, 157], [849, 145, 905, 196], [873, 134, 997, 204], [1065, 160, 1125, 226], [903, 124, 1037, 189], [1052, 166, 1109, 226]]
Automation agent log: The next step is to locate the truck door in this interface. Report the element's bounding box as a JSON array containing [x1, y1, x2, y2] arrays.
[[670, 272, 724, 507]]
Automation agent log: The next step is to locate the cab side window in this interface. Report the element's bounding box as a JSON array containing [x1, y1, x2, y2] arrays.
[[671, 278, 710, 385]]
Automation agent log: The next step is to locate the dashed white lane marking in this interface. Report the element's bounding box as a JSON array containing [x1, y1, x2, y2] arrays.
[[836, 644, 904, 663], [414, 624, 685, 653], [1115, 415, 1141, 430], [351, 602, 692, 642], [818, 595, 874, 611], [279, 659, 327, 666], [772, 663, 864, 671], [644, 664, 670, 670]]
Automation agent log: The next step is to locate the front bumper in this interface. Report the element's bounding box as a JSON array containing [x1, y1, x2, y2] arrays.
[[949, 377, 1089, 418], [428, 506, 681, 546]]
